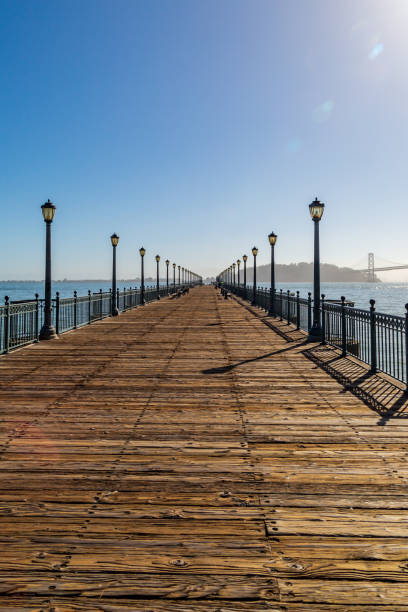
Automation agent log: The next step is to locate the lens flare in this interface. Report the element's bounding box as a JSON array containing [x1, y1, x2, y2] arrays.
[[313, 100, 334, 124], [369, 42, 384, 60]]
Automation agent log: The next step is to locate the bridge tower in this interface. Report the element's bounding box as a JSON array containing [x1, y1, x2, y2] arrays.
[[367, 252, 375, 282]]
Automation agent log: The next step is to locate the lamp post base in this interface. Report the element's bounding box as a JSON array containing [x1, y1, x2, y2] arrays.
[[39, 324, 58, 341], [308, 323, 323, 342], [111, 308, 119, 316], [268, 308, 275, 317], [157, 295, 160, 300]]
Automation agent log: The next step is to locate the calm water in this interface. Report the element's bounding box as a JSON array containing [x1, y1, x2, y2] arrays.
[[258, 282, 408, 316], [1, 281, 408, 316], [0, 281, 150, 302]]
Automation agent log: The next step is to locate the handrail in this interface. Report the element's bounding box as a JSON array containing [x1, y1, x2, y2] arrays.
[[0, 282, 200, 354], [222, 283, 408, 389]]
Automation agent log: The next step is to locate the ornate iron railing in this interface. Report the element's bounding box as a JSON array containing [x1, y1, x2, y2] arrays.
[[222, 283, 408, 388], [0, 282, 196, 355], [0, 297, 41, 353]]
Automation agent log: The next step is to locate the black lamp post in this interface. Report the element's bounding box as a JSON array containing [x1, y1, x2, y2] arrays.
[[243, 255, 248, 298], [165, 259, 170, 293], [268, 232, 277, 316], [173, 263, 176, 290], [233, 263, 236, 286], [39, 199, 57, 340], [251, 247, 258, 305], [308, 197, 325, 340], [178, 265, 181, 286], [237, 260, 241, 288], [111, 233, 119, 316], [155, 255, 160, 300], [140, 247, 146, 305]]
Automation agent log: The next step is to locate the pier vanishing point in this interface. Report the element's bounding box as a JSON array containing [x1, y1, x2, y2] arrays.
[[2, 285, 408, 610]]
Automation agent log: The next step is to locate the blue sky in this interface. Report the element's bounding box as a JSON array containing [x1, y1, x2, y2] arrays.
[[1, 0, 408, 280]]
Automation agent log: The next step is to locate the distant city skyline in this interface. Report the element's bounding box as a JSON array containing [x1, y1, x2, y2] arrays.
[[1, 0, 408, 281]]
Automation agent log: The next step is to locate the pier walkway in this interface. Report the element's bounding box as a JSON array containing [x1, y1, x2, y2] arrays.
[[1, 286, 408, 610]]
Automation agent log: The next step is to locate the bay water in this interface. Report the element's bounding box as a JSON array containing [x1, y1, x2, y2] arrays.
[[258, 282, 408, 316], [1, 281, 408, 317]]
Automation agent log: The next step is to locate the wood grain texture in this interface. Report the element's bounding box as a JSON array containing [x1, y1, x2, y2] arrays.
[[1, 285, 408, 609]]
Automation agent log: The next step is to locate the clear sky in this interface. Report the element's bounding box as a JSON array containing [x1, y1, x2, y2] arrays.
[[1, 0, 408, 280]]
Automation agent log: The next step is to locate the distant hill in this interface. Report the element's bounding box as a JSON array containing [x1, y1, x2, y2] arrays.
[[244, 262, 378, 283]]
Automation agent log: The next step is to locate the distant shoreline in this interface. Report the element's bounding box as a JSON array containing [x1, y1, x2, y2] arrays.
[[0, 262, 379, 283], [243, 262, 380, 283]]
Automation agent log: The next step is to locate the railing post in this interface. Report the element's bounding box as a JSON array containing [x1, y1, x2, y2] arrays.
[[279, 289, 283, 321], [74, 290, 78, 329], [4, 296, 10, 354], [341, 296, 347, 356], [99, 289, 103, 320], [117, 288, 120, 313], [287, 290, 290, 325], [370, 299, 377, 374], [405, 304, 408, 392], [307, 292, 312, 332], [296, 291, 300, 330], [55, 292, 60, 336], [35, 293, 39, 341], [88, 290, 91, 324], [321, 294, 326, 345]]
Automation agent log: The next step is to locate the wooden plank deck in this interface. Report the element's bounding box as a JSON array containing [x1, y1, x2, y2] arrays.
[[1, 285, 408, 610]]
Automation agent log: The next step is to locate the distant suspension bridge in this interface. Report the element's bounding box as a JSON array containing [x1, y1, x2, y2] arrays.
[[354, 253, 408, 281]]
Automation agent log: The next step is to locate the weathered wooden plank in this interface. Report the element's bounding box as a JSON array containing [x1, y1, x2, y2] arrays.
[[0, 598, 284, 611], [0, 599, 408, 612], [0, 572, 279, 598], [0, 517, 265, 536], [277, 579, 408, 605], [0, 502, 265, 519], [266, 518, 408, 537]]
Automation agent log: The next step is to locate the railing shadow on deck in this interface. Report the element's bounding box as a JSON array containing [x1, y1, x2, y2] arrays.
[[303, 344, 408, 424], [232, 295, 305, 343], [202, 342, 308, 375], [259, 316, 308, 343], [229, 291, 408, 423]]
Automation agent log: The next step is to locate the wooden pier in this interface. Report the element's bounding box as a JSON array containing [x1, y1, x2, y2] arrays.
[[1, 285, 408, 610]]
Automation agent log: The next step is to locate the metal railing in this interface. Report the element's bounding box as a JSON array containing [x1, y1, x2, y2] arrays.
[[222, 283, 408, 389], [0, 282, 198, 355]]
